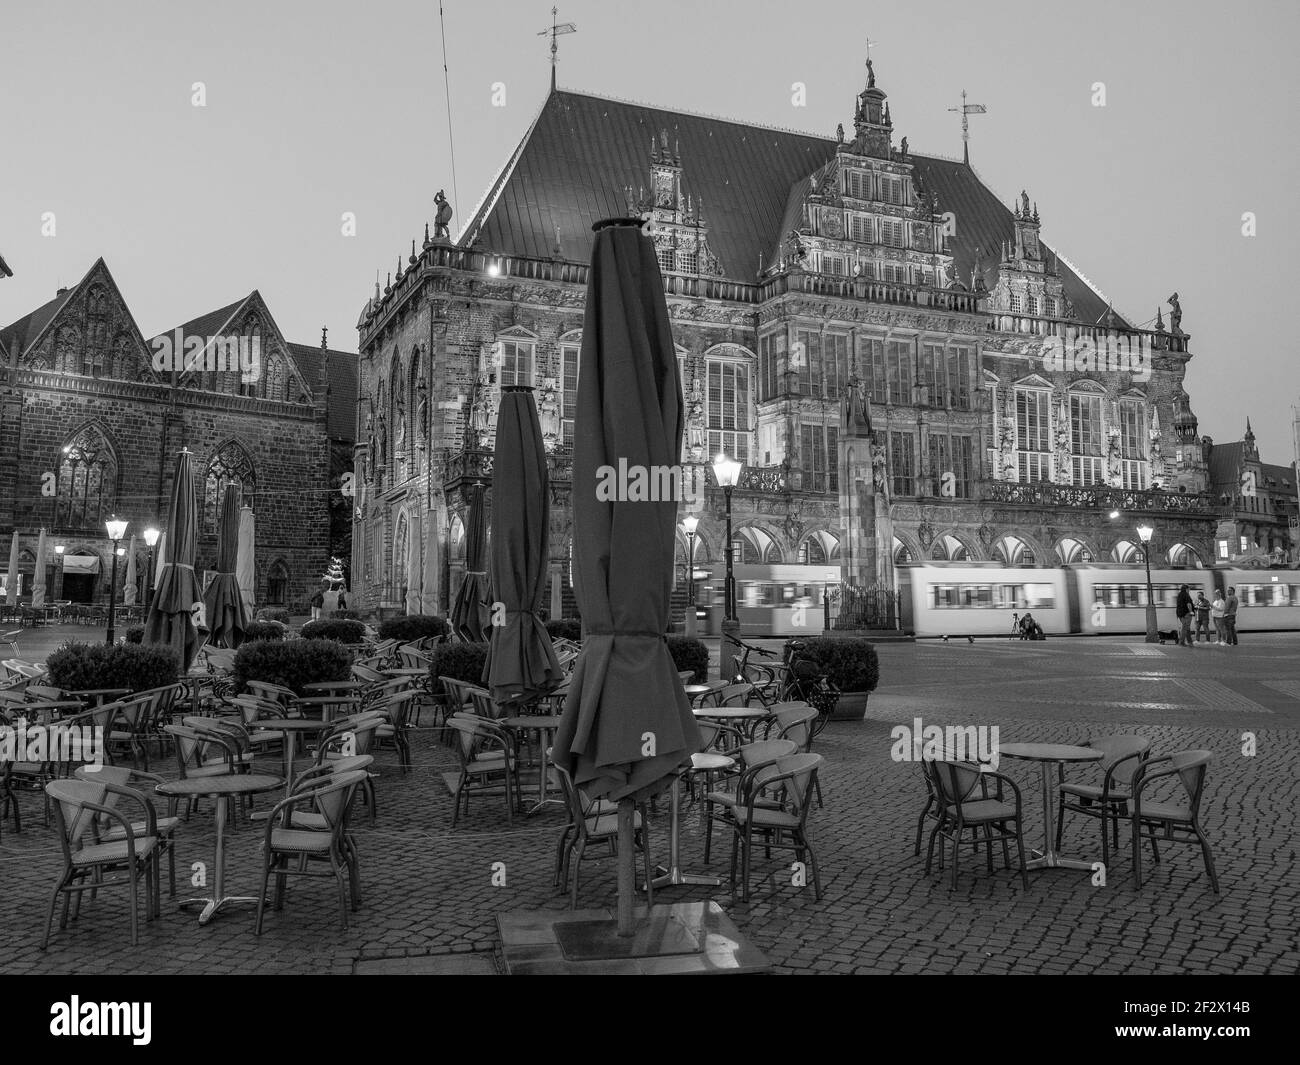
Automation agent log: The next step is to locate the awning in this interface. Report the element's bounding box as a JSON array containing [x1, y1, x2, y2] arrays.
[[62, 554, 101, 575]]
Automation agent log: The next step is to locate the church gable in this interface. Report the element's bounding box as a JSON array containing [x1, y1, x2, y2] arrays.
[[20, 259, 157, 382]]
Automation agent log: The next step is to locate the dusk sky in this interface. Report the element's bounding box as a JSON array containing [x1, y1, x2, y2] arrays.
[[3, 0, 1297, 465]]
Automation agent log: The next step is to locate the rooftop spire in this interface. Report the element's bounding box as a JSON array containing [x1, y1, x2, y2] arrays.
[[948, 90, 987, 165], [537, 6, 577, 92]]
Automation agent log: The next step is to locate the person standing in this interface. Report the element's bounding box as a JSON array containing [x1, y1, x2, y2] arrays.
[[1224, 586, 1239, 646], [309, 587, 324, 621], [1194, 590, 1211, 643], [1211, 590, 1227, 644], [1175, 584, 1194, 647]]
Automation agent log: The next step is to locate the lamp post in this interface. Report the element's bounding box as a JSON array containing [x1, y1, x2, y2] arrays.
[[712, 452, 742, 681], [143, 526, 160, 608], [104, 516, 128, 644], [1137, 522, 1158, 643], [54, 544, 65, 602], [682, 514, 699, 639]]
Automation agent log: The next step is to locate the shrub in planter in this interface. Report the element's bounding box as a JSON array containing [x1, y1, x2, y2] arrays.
[[232, 638, 353, 698], [666, 636, 709, 683], [46, 641, 180, 694], [257, 607, 291, 625], [797, 637, 880, 716], [299, 618, 366, 644], [378, 614, 450, 642], [124, 625, 145, 644], [430, 641, 489, 686], [545, 618, 582, 642], [242, 621, 285, 642], [330, 609, 361, 620]]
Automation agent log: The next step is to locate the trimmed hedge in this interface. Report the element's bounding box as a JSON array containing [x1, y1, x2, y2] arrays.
[[124, 626, 145, 644], [545, 618, 582, 642], [666, 636, 709, 683], [242, 621, 285, 642], [430, 641, 489, 686], [330, 609, 361, 620], [232, 638, 353, 698], [796, 637, 880, 692], [299, 618, 366, 644], [46, 641, 180, 694], [378, 614, 450, 642], [257, 608, 291, 624]]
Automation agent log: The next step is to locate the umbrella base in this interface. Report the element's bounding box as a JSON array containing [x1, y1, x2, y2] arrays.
[[496, 902, 770, 973]]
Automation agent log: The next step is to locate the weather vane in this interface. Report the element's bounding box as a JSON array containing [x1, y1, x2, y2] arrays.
[[537, 6, 577, 92], [948, 90, 987, 164]]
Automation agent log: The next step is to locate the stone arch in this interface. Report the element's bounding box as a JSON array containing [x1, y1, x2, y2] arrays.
[[1054, 536, 1095, 564], [265, 557, 291, 606], [734, 522, 784, 564], [55, 422, 120, 532], [796, 528, 839, 564], [892, 532, 920, 565], [1110, 538, 1140, 564], [991, 533, 1044, 566], [931, 532, 976, 561], [203, 441, 256, 532], [1166, 541, 1204, 567]]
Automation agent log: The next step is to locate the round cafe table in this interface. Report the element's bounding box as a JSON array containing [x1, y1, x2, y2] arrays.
[[302, 680, 369, 694], [999, 743, 1104, 872], [155, 773, 284, 925], [499, 715, 565, 814], [649, 751, 736, 889]]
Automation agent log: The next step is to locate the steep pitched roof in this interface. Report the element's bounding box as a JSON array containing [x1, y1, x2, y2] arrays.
[[462, 88, 1120, 324], [164, 297, 248, 342], [1208, 441, 1244, 489], [1260, 462, 1297, 496], [0, 288, 76, 357], [289, 343, 358, 442], [0, 252, 12, 278]]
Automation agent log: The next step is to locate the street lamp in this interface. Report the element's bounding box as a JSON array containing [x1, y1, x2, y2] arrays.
[[681, 514, 699, 638], [143, 526, 160, 607], [104, 515, 128, 644], [712, 452, 743, 681], [1136, 522, 1158, 643]]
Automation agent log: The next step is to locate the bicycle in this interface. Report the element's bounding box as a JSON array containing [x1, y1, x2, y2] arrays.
[[724, 633, 782, 704], [779, 639, 840, 736]]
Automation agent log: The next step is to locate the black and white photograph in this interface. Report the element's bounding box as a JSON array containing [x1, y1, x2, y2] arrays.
[[1, 0, 1296, 1011]]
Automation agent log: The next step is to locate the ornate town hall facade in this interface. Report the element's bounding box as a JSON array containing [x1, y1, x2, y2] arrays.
[[352, 59, 1226, 621]]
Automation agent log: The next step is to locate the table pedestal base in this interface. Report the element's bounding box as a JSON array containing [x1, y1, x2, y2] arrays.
[[178, 895, 259, 925], [645, 776, 722, 890], [1027, 851, 1096, 872]]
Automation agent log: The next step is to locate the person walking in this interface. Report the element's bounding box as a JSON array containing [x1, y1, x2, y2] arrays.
[[1210, 590, 1227, 644], [309, 587, 324, 621], [1224, 586, 1239, 646], [1194, 590, 1211, 643], [1175, 584, 1194, 647]]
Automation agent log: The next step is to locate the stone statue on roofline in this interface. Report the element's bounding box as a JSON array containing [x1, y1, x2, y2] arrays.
[[434, 190, 453, 239], [1167, 292, 1183, 336]]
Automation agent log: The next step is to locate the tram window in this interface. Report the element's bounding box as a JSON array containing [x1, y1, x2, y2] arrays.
[[1238, 584, 1298, 607], [930, 582, 1055, 609]]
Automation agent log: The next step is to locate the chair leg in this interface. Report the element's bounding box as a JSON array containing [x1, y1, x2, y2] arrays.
[[949, 822, 962, 889], [1131, 819, 1143, 890], [1054, 795, 1066, 851], [127, 867, 139, 947], [1195, 824, 1219, 894], [254, 859, 271, 934], [914, 796, 932, 857], [40, 878, 67, 950], [1015, 821, 1029, 890], [1101, 810, 1111, 871], [983, 823, 994, 872], [570, 840, 583, 909]]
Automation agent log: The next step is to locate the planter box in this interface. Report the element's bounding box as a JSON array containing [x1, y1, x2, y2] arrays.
[[830, 690, 870, 721]]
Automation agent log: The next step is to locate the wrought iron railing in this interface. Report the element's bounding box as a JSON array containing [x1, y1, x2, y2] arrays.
[[827, 585, 901, 631]]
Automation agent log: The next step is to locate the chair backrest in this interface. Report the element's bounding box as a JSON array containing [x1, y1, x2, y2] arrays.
[[397, 645, 431, 670], [932, 759, 986, 809], [352, 663, 387, 684], [1168, 749, 1213, 812], [774, 705, 819, 750], [716, 682, 756, 707], [165, 724, 234, 775], [1088, 734, 1151, 786], [760, 753, 822, 826], [301, 770, 366, 833], [467, 687, 502, 720], [46, 778, 109, 851], [550, 760, 592, 835], [247, 680, 297, 707], [738, 738, 798, 769], [323, 717, 380, 757]]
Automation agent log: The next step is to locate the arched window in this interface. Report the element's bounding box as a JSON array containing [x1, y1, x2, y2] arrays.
[[1112, 539, 1140, 564], [85, 286, 109, 374], [992, 535, 1035, 566], [736, 527, 780, 564], [388, 353, 405, 478], [204, 442, 256, 532], [797, 530, 838, 564], [1167, 542, 1202, 568], [932, 534, 971, 561], [56, 425, 118, 532], [393, 511, 409, 603], [55, 326, 79, 374], [266, 559, 290, 605], [264, 353, 286, 401], [111, 333, 134, 379], [704, 346, 752, 463], [408, 350, 423, 447], [893, 536, 913, 564], [1055, 537, 1090, 564]]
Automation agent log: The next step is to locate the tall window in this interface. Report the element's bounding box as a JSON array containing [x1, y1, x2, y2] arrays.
[[204, 442, 256, 532], [920, 344, 945, 406], [1009, 292, 1022, 313], [882, 176, 904, 205], [1016, 389, 1051, 482], [886, 340, 913, 405], [758, 333, 780, 401], [890, 431, 915, 496], [677, 245, 697, 274], [929, 434, 974, 497], [266, 560, 289, 605], [1120, 399, 1148, 489], [795, 331, 821, 397], [1026, 295, 1038, 316], [1070, 393, 1105, 485], [707, 359, 749, 462], [800, 425, 838, 493], [845, 171, 870, 199], [864, 337, 887, 405], [85, 286, 109, 374], [55, 425, 117, 532], [928, 433, 948, 495], [946, 347, 971, 409], [850, 214, 873, 242], [498, 338, 534, 386], [823, 333, 850, 399], [55, 326, 79, 373], [880, 219, 904, 247], [559, 341, 580, 447], [264, 353, 286, 401], [657, 246, 675, 274]]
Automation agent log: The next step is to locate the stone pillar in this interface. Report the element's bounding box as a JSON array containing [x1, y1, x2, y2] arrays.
[[550, 558, 562, 620]]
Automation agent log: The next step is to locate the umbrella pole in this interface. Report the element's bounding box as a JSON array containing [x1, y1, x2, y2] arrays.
[[617, 799, 636, 937]]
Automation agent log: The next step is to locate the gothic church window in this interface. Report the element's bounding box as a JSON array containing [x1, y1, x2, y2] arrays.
[[56, 425, 117, 532], [204, 442, 256, 532], [85, 286, 109, 374]]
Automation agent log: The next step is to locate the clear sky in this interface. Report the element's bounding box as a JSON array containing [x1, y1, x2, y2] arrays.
[[3, 0, 1297, 466]]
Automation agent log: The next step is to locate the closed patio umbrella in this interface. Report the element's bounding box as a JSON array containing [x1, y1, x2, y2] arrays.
[[236, 506, 256, 618], [122, 535, 137, 607], [31, 529, 48, 609], [551, 218, 702, 933], [406, 512, 423, 615], [203, 484, 249, 648], [420, 515, 440, 615], [450, 483, 491, 641], [5, 531, 18, 606], [154, 530, 167, 588], [144, 449, 204, 671], [484, 387, 563, 706]]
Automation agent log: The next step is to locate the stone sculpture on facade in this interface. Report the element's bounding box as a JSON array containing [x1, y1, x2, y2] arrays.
[[1167, 292, 1183, 336], [433, 191, 453, 239]]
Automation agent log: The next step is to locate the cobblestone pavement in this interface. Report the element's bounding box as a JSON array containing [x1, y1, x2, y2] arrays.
[[2, 634, 1296, 975]]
